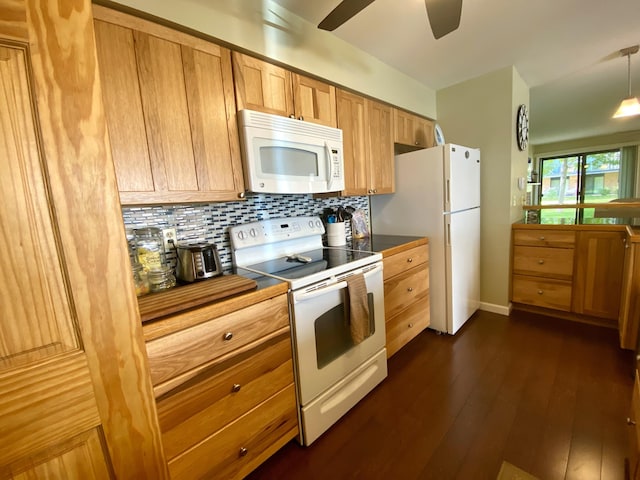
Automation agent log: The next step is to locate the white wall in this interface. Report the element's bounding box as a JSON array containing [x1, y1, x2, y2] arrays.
[[109, 0, 437, 118], [436, 66, 529, 313]]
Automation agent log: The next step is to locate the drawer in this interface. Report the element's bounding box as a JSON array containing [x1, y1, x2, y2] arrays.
[[384, 266, 429, 319], [629, 372, 640, 480], [156, 332, 294, 460], [512, 275, 572, 311], [146, 293, 289, 387], [513, 229, 576, 248], [386, 296, 430, 358], [167, 384, 299, 480], [384, 244, 429, 279], [512, 245, 574, 279]]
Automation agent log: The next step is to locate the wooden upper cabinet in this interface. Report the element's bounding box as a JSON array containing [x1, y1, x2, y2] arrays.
[[393, 108, 435, 149], [0, 2, 165, 477], [93, 6, 245, 204], [336, 90, 394, 196], [292, 73, 337, 127], [232, 51, 337, 127], [368, 99, 394, 194], [337, 89, 370, 196]]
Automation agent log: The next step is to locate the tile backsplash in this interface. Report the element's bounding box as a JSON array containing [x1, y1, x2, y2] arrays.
[[122, 193, 369, 273]]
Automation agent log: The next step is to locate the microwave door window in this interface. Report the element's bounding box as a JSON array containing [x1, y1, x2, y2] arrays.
[[260, 146, 319, 177]]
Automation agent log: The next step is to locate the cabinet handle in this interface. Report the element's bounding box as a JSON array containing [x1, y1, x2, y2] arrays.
[[368, 189, 373, 194], [408, 322, 414, 328], [407, 258, 413, 263], [232, 383, 241, 393], [239, 447, 248, 457], [415, 140, 419, 145], [373, 189, 378, 194], [298, 116, 304, 121], [407, 287, 413, 292], [538, 259, 544, 264], [223, 332, 233, 341], [238, 191, 246, 199], [539, 236, 545, 241], [537, 290, 543, 295], [627, 417, 636, 426]]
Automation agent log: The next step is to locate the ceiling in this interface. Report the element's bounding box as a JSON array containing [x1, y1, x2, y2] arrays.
[[271, 0, 640, 146]]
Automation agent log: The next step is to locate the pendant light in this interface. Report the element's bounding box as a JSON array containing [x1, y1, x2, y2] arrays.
[[613, 45, 640, 118]]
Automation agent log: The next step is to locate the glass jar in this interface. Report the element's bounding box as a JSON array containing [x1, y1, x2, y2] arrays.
[[147, 266, 176, 293], [135, 227, 166, 272], [131, 262, 150, 297], [126, 228, 137, 267]]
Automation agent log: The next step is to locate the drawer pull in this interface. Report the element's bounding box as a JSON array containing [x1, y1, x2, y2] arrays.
[[239, 447, 248, 457], [232, 383, 241, 393], [407, 287, 413, 292], [223, 332, 233, 341], [407, 258, 413, 263], [537, 290, 543, 295], [538, 259, 544, 264], [539, 236, 545, 241], [627, 417, 636, 426], [408, 323, 414, 328]]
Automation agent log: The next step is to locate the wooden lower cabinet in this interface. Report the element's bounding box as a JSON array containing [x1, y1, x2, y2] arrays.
[[511, 225, 626, 327], [628, 371, 640, 479], [143, 287, 299, 479], [382, 239, 430, 357]]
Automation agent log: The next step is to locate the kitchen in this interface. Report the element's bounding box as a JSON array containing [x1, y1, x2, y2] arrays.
[[2, 0, 640, 479]]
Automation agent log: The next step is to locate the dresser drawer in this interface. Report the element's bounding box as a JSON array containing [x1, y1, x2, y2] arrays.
[[156, 332, 294, 460], [513, 229, 576, 248], [146, 293, 289, 387], [384, 244, 429, 279], [167, 384, 299, 480], [512, 245, 574, 279], [386, 296, 430, 358], [384, 266, 429, 319], [512, 275, 572, 311]]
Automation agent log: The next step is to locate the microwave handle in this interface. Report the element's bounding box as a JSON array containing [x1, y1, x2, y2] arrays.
[[326, 142, 337, 192]]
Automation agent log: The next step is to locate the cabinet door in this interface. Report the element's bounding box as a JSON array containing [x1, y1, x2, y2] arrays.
[[367, 99, 394, 194], [393, 108, 435, 149], [0, 12, 165, 478], [336, 89, 370, 196], [232, 51, 294, 117], [292, 73, 337, 127], [94, 8, 245, 204], [619, 241, 640, 349], [572, 230, 626, 321]]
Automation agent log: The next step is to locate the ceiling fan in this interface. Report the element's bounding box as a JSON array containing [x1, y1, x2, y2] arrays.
[[317, 0, 463, 39]]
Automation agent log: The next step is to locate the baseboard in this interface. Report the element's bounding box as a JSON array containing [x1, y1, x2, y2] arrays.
[[479, 302, 511, 316]]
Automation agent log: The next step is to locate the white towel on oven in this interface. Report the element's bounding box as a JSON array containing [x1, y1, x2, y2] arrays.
[[346, 273, 370, 344]]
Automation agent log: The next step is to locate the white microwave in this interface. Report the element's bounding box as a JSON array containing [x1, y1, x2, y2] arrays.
[[238, 109, 345, 194]]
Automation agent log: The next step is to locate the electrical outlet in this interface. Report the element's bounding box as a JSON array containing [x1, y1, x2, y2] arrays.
[[162, 228, 177, 250]]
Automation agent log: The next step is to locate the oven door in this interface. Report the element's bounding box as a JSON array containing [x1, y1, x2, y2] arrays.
[[291, 262, 386, 406]]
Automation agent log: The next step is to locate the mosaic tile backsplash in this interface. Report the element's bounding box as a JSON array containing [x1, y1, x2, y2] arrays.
[[122, 193, 370, 273]]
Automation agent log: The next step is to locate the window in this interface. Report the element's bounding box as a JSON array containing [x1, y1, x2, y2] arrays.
[[538, 149, 625, 222]]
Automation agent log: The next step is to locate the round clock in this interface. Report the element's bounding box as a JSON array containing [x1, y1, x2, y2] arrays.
[[516, 104, 529, 151]]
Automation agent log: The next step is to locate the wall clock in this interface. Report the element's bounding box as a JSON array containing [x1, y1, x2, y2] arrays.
[[516, 104, 529, 151]]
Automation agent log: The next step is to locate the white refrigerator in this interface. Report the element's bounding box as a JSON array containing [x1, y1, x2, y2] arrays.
[[371, 144, 481, 334]]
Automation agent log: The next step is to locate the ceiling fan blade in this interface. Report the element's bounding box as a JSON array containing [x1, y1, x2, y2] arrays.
[[425, 0, 462, 39], [318, 0, 376, 31]]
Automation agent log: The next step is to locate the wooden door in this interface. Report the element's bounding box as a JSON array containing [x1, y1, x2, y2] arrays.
[[572, 230, 626, 322], [232, 52, 293, 117], [367, 99, 394, 194], [336, 89, 369, 196], [0, 2, 166, 477], [292, 73, 337, 127]]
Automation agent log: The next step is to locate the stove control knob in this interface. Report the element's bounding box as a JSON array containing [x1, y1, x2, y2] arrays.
[[315, 220, 322, 229], [237, 230, 246, 240], [249, 228, 258, 237], [308, 220, 314, 229]]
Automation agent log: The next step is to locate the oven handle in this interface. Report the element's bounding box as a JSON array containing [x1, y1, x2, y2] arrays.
[[293, 263, 382, 303]]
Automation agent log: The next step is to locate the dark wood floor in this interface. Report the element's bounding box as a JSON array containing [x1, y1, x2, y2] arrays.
[[247, 310, 635, 480]]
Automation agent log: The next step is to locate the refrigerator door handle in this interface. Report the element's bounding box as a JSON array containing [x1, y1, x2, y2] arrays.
[[446, 221, 451, 246]]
